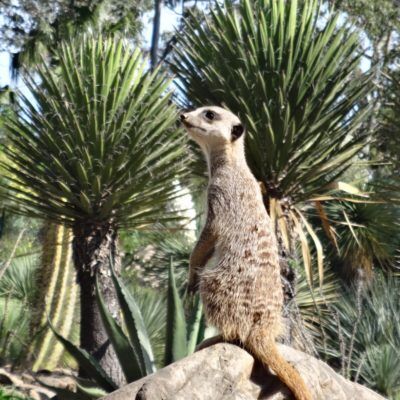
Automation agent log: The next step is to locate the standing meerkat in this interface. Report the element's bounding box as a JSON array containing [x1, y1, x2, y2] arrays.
[[180, 106, 312, 400]]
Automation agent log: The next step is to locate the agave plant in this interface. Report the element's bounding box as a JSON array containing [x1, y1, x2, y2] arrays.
[[171, 0, 371, 285], [0, 36, 188, 384], [50, 261, 205, 399]]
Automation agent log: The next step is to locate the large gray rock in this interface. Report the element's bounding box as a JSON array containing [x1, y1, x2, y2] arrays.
[[101, 343, 386, 400]]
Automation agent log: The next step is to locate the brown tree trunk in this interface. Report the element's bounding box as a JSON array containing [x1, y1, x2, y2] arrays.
[[276, 228, 298, 345], [263, 194, 297, 344], [72, 221, 125, 387], [150, 0, 162, 69]]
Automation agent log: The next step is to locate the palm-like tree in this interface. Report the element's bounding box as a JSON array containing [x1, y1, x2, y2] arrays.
[[171, 0, 371, 291], [1, 36, 188, 385]]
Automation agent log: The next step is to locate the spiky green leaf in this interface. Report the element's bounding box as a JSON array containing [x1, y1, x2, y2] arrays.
[[95, 277, 144, 382], [164, 260, 188, 365]]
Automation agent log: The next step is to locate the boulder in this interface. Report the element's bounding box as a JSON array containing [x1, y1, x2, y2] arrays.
[[101, 343, 386, 400]]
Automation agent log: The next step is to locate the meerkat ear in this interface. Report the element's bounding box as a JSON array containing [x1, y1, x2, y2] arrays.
[[231, 124, 245, 141]]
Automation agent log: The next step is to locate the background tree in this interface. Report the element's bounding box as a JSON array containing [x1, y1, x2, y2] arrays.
[[0, 36, 188, 385], [0, 0, 149, 77], [327, 0, 400, 178]]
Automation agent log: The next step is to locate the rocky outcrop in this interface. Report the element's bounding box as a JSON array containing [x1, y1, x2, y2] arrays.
[[101, 343, 386, 400]]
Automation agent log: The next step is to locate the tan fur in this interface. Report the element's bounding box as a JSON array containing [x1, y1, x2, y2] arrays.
[[181, 106, 312, 400]]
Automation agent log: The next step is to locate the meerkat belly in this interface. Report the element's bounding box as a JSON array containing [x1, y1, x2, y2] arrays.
[[199, 237, 283, 340]]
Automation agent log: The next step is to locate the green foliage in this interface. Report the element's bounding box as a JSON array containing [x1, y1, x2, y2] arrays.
[[328, 0, 400, 39], [0, 252, 38, 364], [164, 260, 189, 364], [110, 263, 157, 377], [123, 232, 193, 285], [1, 35, 188, 228], [0, 297, 30, 364], [129, 285, 167, 366], [52, 261, 204, 396], [0, 217, 41, 267], [319, 198, 400, 277], [49, 321, 117, 392], [172, 0, 371, 281], [0, 253, 38, 302], [315, 274, 400, 398], [295, 266, 339, 345]]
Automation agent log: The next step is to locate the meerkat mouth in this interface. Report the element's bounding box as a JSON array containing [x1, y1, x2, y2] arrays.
[[182, 120, 206, 132]]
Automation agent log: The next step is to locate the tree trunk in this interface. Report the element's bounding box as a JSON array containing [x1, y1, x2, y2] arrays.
[[150, 0, 162, 69], [72, 221, 125, 387], [263, 194, 297, 344], [276, 228, 298, 344]]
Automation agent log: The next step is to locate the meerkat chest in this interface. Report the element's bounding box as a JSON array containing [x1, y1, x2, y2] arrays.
[[208, 175, 263, 224]]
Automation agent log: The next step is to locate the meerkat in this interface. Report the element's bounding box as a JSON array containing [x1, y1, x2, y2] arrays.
[[180, 106, 312, 400]]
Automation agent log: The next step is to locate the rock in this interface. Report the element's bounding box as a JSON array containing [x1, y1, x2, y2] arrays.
[[101, 343, 386, 400]]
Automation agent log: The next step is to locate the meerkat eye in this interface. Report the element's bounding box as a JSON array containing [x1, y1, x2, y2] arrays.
[[205, 111, 215, 121]]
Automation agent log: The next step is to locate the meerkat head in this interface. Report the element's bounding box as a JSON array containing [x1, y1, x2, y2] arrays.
[[180, 106, 245, 148]]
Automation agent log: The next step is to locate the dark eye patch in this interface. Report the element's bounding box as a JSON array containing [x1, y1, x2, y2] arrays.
[[205, 111, 215, 120], [204, 110, 221, 121]]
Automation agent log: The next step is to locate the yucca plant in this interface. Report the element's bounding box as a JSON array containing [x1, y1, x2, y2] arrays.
[[172, 0, 371, 287], [50, 261, 205, 398], [0, 36, 188, 384]]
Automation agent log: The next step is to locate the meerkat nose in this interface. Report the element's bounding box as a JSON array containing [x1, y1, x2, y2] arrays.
[[180, 113, 187, 121]]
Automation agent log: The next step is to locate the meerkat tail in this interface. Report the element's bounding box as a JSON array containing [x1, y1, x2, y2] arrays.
[[246, 336, 312, 400]]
